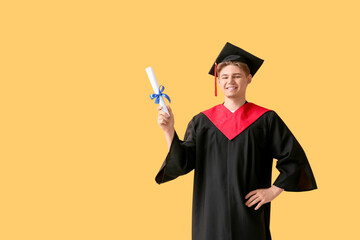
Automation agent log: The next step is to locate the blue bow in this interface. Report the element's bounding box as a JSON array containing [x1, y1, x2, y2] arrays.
[[150, 85, 171, 104]]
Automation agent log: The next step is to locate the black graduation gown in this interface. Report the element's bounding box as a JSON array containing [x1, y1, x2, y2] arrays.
[[155, 101, 317, 240]]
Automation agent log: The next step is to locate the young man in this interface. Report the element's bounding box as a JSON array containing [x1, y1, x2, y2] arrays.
[[155, 42, 317, 240]]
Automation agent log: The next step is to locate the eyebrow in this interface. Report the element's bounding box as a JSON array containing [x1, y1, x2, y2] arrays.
[[220, 73, 243, 77]]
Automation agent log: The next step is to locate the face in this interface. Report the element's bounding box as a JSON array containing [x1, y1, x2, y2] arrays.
[[218, 64, 252, 99]]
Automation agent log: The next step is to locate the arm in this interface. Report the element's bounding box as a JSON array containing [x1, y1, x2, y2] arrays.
[[269, 111, 317, 191], [155, 106, 196, 184], [245, 111, 317, 210]]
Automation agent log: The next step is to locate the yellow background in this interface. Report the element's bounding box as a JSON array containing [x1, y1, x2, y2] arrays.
[[1, 0, 359, 239]]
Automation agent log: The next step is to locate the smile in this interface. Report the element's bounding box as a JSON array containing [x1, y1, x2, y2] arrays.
[[226, 86, 238, 90]]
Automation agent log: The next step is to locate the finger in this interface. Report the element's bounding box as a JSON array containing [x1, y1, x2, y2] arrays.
[[247, 197, 261, 207], [159, 118, 169, 125], [158, 110, 170, 118], [158, 115, 169, 123], [157, 105, 163, 111], [245, 190, 257, 199], [245, 194, 257, 205], [245, 194, 259, 206], [167, 105, 173, 117], [254, 200, 265, 211]]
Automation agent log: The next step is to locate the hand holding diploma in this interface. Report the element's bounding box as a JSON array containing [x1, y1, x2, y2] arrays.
[[157, 105, 175, 149], [145, 66, 174, 148]]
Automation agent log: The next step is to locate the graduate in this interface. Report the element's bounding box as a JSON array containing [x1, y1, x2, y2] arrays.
[[155, 42, 317, 240]]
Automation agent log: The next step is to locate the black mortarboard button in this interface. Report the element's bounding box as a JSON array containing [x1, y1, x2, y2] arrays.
[[209, 42, 264, 96]]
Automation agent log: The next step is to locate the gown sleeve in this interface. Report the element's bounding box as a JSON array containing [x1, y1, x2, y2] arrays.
[[269, 111, 318, 192], [155, 118, 196, 184]]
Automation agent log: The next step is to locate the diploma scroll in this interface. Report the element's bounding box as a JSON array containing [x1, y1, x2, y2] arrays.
[[146, 66, 170, 116]]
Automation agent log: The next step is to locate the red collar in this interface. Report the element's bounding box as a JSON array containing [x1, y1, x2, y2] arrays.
[[202, 102, 271, 140]]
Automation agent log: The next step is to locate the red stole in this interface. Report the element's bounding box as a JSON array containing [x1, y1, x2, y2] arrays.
[[202, 102, 271, 140]]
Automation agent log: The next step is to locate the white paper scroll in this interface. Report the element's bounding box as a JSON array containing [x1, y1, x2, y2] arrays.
[[146, 66, 170, 116]]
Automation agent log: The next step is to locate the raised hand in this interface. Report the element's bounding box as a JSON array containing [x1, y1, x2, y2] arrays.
[[157, 105, 175, 149]]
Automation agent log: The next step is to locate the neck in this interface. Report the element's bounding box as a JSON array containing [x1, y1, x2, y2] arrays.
[[223, 95, 246, 111]]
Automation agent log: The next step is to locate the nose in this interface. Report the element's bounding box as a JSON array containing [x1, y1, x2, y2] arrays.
[[229, 77, 236, 83]]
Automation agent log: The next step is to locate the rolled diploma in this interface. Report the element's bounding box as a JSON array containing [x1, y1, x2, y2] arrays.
[[146, 66, 170, 116]]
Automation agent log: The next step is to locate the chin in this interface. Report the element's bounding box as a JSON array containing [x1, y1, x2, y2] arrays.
[[225, 91, 239, 96], [225, 94, 238, 98]]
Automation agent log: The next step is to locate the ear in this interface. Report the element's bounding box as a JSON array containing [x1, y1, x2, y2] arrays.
[[247, 74, 253, 84]]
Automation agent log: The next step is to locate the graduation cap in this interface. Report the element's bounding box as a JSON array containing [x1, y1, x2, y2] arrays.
[[209, 42, 264, 96]]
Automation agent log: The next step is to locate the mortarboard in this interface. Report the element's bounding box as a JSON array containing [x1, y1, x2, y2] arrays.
[[209, 42, 264, 96]]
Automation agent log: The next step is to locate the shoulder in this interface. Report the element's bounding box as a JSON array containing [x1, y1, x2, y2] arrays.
[[190, 111, 208, 124], [185, 108, 214, 129], [245, 103, 282, 129], [262, 109, 292, 132], [245, 103, 280, 130]]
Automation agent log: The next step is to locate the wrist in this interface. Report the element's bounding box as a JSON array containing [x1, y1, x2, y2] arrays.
[[271, 185, 284, 195], [164, 128, 175, 150], [164, 127, 175, 136]]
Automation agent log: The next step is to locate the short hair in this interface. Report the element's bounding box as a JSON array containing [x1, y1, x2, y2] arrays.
[[216, 61, 251, 77]]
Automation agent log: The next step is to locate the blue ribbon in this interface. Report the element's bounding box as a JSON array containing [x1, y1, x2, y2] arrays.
[[150, 85, 171, 104]]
